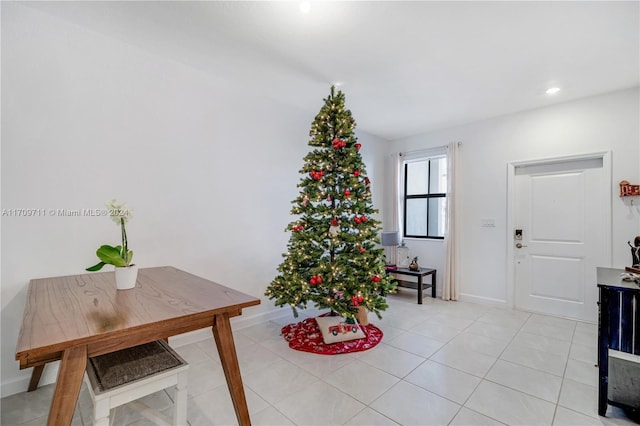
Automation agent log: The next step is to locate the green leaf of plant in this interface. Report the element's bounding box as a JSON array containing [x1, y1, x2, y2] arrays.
[[126, 250, 133, 264], [86, 261, 106, 272], [96, 245, 128, 267]]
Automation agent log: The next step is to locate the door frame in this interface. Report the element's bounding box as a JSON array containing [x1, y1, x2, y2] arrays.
[[506, 151, 612, 312]]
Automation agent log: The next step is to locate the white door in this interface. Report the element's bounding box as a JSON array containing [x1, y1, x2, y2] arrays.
[[513, 155, 610, 322]]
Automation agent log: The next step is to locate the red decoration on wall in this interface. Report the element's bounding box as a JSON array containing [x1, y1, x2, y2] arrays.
[[620, 180, 640, 197]]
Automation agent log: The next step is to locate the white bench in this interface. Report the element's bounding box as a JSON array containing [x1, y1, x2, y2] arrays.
[[84, 340, 189, 426]]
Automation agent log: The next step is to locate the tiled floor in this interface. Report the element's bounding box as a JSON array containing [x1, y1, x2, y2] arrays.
[[2, 291, 639, 425]]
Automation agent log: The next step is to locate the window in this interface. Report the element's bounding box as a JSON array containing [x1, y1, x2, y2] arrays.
[[403, 156, 447, 239]]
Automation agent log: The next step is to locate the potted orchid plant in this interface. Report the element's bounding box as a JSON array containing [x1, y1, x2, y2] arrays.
[[86, 199, 137, 289]]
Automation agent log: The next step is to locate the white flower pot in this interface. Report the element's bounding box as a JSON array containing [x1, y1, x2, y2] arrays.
[[115, 264, 138, 290]]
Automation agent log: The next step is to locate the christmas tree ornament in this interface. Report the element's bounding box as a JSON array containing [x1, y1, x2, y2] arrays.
[[302, 194, 309, 206], [355, 143, 362, 152], [344, 189, 351, 197], [332, 137, 347, 149], [310, 170, 325, 181], [353, 170, 360, 177], [351, 295, 364, 306], [310, 275, 323, 286]]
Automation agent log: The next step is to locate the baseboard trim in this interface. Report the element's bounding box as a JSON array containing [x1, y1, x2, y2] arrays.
[[2, 375, 40, 398], [459, 293, 507, 308]]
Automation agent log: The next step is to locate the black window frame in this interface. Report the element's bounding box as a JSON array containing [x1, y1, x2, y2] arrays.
[[403, 158, 446, 240]]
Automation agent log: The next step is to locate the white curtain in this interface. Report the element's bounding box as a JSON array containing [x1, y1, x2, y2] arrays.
[[442, 141, 459, 301], [391, 153, 403, 234], [384, 153, 403, 234]]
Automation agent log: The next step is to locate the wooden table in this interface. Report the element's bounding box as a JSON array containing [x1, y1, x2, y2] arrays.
[[386, 267, 436, 304], [15, 266, 260, 426]]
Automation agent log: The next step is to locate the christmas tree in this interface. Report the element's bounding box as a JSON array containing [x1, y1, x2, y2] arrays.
[[265, 86, 396, 321]]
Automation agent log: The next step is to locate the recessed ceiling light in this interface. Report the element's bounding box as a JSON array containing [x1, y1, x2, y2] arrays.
[[300, 1, 311, 13], [546, 87, 561, 95]]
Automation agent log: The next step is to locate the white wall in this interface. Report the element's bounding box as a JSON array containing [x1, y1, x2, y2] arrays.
[[390, 88, 640, 305], [0, 3, 388, 396]]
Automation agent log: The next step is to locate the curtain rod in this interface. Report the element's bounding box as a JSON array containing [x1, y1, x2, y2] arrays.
[[399, 142, 461, 157]]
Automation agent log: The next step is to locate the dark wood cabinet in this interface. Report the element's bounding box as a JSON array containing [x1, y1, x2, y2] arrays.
[[597, 267, 640, 416]]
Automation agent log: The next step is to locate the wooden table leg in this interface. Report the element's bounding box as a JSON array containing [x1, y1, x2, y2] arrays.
[[28, 364, 45, 392], [212, 312, 251, 426], [47, 345, 87, 426]]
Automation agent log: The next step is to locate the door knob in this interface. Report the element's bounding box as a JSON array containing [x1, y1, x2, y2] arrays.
[[515, 242, 527, 249]]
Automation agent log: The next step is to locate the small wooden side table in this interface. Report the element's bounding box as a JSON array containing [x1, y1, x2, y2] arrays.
[[386, 267, 436, 304]]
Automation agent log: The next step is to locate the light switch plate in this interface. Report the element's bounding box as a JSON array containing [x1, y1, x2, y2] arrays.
[[481, 218, 496, 227]]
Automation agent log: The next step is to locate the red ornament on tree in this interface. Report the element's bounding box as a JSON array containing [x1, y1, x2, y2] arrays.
[[355, 143, 362, 152], [310, 275, 323, 286], [354, 215, 367, 224], [359, 246, 366, 253], [310, 170, 324, 181], [353, 170, 360, 177], [370, 275, 381, 283], [344, 189, 351, 197]]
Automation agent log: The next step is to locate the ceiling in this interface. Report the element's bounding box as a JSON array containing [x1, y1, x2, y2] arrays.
[[24, 1, 640, 140]]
